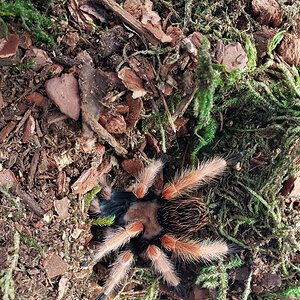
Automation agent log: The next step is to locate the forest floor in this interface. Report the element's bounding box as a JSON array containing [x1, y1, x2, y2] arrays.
[[0, 0, 299, 300]]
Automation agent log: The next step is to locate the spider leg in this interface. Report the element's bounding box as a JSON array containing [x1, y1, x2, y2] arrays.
[[161, 234, 230, 263], [162, 156, 228, 200], [96, 250, 134, 300], [91, 222, 143, 265], [146, 244, 180, 287], [133, 159, 164, 199], [99, 175, 112, 200]]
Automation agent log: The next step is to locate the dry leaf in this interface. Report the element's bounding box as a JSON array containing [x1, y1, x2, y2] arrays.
[[46, 73, 81, 120], [118, 67, 148, 99]]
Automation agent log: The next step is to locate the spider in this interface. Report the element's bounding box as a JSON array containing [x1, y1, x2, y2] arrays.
[[87, 154, 242, 300]]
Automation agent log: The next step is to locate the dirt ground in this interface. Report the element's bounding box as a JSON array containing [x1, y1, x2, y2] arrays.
[[0, 0, 299, 300]]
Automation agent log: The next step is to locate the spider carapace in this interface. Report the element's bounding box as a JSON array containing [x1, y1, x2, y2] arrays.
[[88, 154, 242, 300]]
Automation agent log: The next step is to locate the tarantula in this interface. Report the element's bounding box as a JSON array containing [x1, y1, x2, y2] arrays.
[[87, 154, 241, 300]]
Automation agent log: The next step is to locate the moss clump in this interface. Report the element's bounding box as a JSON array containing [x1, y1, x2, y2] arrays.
[[0, 0, 54, 44]]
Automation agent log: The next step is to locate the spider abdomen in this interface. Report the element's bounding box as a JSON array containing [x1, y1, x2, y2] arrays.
[[158, 197, 208, 238]]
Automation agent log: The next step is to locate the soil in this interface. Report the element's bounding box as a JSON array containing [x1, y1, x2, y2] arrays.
[[0, 1, 299, 300]]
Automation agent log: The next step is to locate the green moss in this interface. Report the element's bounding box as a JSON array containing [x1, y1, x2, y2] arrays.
[[196, 256, 243, 300], [19, 233, 42, 252], [89, 215, 115, 227], [0, 0, 54, 44]]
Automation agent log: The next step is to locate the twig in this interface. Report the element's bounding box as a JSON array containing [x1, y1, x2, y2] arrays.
[[81, 108, 127, 156], [173, 86, 197, 120], [15, 186, 45, 217], [242, 270, 253, 300], [97, 0, 160, 45], [28, 150, 41, 189], [150, 99, 166, 153], [0, 231, 20, 300], [159, 92, 176, 132]]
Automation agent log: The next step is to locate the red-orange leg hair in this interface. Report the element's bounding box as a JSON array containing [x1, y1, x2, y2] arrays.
[[133, 160, 164, 199], [162, 156, 227, 200], [146, 244, 180, 287], [161, 234, 230, 263], [100, 250, 134, 299], [91, 222, 143, 265]]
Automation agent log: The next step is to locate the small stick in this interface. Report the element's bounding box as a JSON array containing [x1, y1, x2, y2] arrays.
[[16, 186, 45, 217], [97, 0, 160, 45], [81, 108, 127, 156], [159, 92, 176, 132], [173, 86, 197, 120], [2, 231, 20, 300], [28, 150, 41, 189]]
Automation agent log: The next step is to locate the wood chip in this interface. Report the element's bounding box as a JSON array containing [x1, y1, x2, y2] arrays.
[[0, 34, 19, 58], [46, 73, 81, 120], [22, 114, 35, 143], [99, 113, 127, 134], [28, 150, 40, 188], [62, 31, 80, 52], [118, 67, 147, 99], [98, 0, 161, 45], [54, 197, 70, 220], [57, 171, 68, 196], [121, 158, 144, 177], [24, 47, 53, 71], [277, 33, 300, 66], [126, 94, 143, 127], [71, 161, 111, 194], [0, 121, 17, 143], [44, 253, 69, 279], [252, 0, 282, 27], [123, 0, 142, 19], [145, 132, 160, 153], [0, 90, 3, 110], [253, 29, 276, 58], [98, 26, 128, 58], [221, 42, 248, 71], [25, 92, 46, 107], [16, 186, 45, 217], [0, 169, 18, 187], [128, 55, 155, 81]]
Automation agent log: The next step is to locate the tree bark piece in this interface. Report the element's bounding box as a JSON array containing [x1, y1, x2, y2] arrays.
[[97, 0, 160, 45]]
